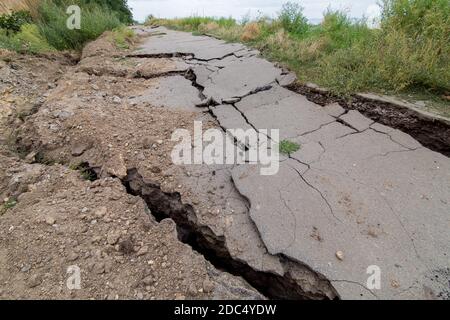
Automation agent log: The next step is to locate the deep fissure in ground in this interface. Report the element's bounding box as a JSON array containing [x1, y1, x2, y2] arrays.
[[122, 168, 336, 300]]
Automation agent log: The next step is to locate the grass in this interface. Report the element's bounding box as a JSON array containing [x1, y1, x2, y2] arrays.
[[109, 26, 135, 49], [279, 140, 301, 155], [37, 0, 122, 51], [0, 23, 55, 53], [148, 0, 450, 114], [0, 0, 126, 53]]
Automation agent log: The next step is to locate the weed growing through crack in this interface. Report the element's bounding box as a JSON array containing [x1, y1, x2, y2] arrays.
[[70, 162, 98, 181], [279, 140, 300, 155]]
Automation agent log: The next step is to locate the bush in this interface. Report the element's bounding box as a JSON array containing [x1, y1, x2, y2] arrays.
[[278, 1, 309, 36], [37, 0, 122, 50]]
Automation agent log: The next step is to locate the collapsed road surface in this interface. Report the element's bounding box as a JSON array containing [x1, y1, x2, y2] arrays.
[[1, 26, 449, 300]]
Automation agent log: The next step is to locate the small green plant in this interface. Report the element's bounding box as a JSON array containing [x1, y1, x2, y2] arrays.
[[279, 140, 301, 155], [0, 198, 17, 215], [0, 11, 33, 34], [70, 162, 97, 181]]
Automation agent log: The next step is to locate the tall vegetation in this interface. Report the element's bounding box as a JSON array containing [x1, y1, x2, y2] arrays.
[[0, 0, 132, 52], [52, 0, 133, 24], [148, 0, 450, 107], [37, 0, 122, 50]]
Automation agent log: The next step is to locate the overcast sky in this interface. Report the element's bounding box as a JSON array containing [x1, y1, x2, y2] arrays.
[[128, 0, 382, 23]]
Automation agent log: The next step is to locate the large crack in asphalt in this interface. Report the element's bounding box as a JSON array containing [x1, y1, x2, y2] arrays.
[[122, 168, 338, 300]]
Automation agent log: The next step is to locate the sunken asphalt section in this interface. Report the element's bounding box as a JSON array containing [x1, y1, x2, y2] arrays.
[[132, 26, 450, 299]]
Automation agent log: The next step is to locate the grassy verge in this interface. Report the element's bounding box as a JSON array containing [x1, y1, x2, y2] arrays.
[[147, 0, 449, 114], [0, 0, 130, 53]]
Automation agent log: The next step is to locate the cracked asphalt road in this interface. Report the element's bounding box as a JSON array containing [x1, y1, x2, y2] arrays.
[[134, 26, 450, 300]]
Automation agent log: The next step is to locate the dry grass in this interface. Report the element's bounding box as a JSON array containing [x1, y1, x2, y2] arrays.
[[240, 23, 261, 42], [0, 0, 40, 16]]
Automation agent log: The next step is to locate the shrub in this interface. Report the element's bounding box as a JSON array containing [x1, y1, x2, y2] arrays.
[[240, 23, 261, 42], [278, 1, 309, 36], [0, 10, 33, 34]]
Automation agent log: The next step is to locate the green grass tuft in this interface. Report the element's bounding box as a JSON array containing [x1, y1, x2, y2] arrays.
[[279, 140, 301, 155]]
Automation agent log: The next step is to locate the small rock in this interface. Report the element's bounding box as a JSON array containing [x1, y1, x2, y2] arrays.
[[93, 262, 105, 274], [27, 274, 42, 288], [107, 231, 120, 245], [24, 151, 37, 164], [21, 265, 31, 273], [119, 238, 134, 254], [141, 137, 154, 149], [112, 96, 122, 104], [188, 284, 197, 296], [45, 216, 56, 225], [94, 206, 107, 218], [142, 275, 155, 286], [137, 246, 148, 256], [150, 166, 161, 174], [71, 143, 89, 157], [202, 279, 215, 293], [335, 251, 344, 261], [67, 252, 79, 262]]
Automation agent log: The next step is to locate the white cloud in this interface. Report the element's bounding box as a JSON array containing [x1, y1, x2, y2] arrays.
[[128, 0, 380, 23]]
